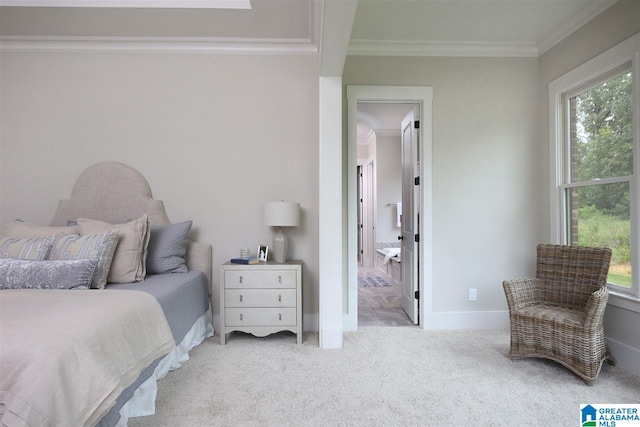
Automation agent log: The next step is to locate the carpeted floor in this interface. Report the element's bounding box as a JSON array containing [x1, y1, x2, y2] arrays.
[[128, 328, 640, 426]]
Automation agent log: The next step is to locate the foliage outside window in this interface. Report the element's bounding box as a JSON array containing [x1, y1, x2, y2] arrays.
[[563, 69, 634, 291]]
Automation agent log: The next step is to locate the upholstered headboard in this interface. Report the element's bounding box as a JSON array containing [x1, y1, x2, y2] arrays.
[[50, 161, 212, 294]]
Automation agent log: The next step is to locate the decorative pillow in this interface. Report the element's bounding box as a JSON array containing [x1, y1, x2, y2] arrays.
[[0, 258, 97, 290], [146, 221, 192, 274], [2, 220, 79, 238], [78, 214, 150, 284], [47, 230, 120, 289], [0, 236, 55, 261]]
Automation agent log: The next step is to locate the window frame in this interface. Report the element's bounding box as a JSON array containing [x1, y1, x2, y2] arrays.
[[549, 33, 640, 308]]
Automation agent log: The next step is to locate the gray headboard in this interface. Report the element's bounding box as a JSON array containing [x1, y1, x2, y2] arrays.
[[50, 161, 212, 294]]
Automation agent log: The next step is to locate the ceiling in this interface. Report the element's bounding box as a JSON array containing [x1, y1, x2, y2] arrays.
[[0, 0, 619, 58], [349, 0, 618, 57], [357, 103, 414, 143], [0, 0, 314, 41]]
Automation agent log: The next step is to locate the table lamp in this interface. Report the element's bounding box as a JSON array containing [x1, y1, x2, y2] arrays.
[[264, 201, 300, 263]]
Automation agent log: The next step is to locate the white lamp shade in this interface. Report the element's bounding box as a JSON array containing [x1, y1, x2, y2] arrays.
[[264, 201, 300, 227]]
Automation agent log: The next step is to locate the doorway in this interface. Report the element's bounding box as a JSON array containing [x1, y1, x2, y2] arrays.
[[345, 86, 433, 332], [356, 102, 417, 327]]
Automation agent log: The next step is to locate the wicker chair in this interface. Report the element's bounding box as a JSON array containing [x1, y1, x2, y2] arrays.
[[503, 244, 615, 384]]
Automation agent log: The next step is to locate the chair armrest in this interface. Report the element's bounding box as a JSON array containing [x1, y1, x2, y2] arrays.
[[583, 286, 609, 328], [503, 277, 542, 311]]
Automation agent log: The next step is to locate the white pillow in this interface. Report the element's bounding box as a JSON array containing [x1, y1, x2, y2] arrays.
[[78, 214, 150, 284], [2, 220, 79, 238]]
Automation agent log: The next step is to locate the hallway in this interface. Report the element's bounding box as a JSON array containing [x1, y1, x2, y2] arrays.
[[357, 267, 414, 327]]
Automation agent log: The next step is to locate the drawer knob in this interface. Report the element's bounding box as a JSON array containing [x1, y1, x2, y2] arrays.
[[240, 313, 243, 321], [278, 294, 282, 302], [278, 275, 282, 283], [239, 295, 243, 303], [239, 276, 243, 284], [279, 313, 282, 321]]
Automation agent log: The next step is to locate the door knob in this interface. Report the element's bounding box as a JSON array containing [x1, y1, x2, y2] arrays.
[[398, 236, 403, 240]]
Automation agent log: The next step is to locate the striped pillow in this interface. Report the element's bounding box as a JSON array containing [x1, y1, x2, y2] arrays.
[[47, 230, 120, 289], [0, 236, 55, 261]]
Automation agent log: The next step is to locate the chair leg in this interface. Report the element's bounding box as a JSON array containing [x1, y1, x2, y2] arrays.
[[606, 348, 617, 366]]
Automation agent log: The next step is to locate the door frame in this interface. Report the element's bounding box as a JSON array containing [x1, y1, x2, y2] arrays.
[[345, 85, 433, 331], [358, 158, 376, 268]]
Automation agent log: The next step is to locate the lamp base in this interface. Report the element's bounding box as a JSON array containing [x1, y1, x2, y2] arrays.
[[273, 228, 288, 263]]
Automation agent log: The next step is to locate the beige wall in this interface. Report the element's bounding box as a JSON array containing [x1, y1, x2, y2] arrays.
[[538, 0, 640, 375], [0, 52, 320, 332], [344, 56, 541, 312]]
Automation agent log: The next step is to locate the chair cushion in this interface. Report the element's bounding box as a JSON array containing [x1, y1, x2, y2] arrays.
[[516, 303, 583, 327]]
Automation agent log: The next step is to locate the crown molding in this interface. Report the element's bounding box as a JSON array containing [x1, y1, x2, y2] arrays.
[[0, 0, 251, 8], [348, 39, 538, 58], [357, 128, 400, 144], [373, 129, 400, 137], [0, 36, 319, 54], [536, 0, 619, 56], [357, 128, 375, 145]]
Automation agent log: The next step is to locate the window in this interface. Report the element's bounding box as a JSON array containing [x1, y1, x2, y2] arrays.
[[565, 69, 633, 289], [550, 34, 639, 300]]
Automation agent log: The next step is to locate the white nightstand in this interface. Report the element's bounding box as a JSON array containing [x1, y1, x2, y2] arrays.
[[219, 260, 302, 345]]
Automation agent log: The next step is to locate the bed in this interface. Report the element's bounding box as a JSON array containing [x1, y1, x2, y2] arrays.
[[0, 161, 213, 426]]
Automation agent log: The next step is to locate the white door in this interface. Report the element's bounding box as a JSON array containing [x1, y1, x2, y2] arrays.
[[401, 107, 419, 324], [357, 166, 363, 265], [361, 161, 376, 268]]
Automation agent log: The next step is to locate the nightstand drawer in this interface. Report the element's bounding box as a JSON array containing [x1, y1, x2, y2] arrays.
[[225, 289, 296, 308], [224, 270, 296, 289], [225, 308, 297, 326]]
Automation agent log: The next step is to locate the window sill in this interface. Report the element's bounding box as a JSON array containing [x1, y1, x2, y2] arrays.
[[608, 290, 640, 314]]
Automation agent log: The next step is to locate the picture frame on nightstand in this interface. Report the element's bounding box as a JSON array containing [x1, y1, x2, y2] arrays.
[[257, 245, 269, 262]]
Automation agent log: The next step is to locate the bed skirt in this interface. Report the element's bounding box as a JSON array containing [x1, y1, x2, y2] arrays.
[[115, 306, 213, 426]]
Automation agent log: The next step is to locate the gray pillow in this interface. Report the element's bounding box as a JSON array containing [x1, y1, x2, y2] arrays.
[[0, 258, 97, 290], [146, 221, 192, 274]]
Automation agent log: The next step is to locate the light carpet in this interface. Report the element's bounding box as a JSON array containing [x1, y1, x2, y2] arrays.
[[128, 328, 640, 426]]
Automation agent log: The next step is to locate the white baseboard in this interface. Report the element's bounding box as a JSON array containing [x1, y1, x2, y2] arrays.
[[319, 327, 343, 349], [606, 336, 640, 376], [423, 310, 510, 330], [303, 314, 319, 332], [343, 313, 357, 332]]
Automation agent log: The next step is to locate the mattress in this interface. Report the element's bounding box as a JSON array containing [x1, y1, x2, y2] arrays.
[[97, 271, 211, 427], [105, 270, 209, 344]]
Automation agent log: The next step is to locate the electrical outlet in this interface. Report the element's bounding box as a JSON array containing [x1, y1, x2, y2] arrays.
[[468, 288, 477, 301]]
